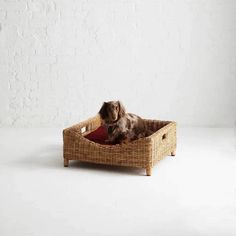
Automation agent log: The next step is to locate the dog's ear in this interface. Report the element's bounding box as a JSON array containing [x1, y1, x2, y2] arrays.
[[118, 101, 126, 118], [99, 102, 108, 119]]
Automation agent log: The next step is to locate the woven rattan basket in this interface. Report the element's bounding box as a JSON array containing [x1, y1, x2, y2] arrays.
[[63, 115, 177, 176]]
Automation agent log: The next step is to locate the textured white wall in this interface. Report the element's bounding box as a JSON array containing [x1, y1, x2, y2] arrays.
[[0, 0, 235, 127]]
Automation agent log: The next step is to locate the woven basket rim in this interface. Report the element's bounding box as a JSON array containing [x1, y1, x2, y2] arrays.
[[65, 117, 176, 150]]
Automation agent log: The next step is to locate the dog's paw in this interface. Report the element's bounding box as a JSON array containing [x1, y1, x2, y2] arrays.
[[120, 138, 131, 145]]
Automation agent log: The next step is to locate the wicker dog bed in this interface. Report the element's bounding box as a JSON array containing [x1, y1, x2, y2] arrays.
[[63, 115, 176, 176]]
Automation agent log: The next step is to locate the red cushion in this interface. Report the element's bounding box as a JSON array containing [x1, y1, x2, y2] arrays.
[[85, 126, 109, 145]]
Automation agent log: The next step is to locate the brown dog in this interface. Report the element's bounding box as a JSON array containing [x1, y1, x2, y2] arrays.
[[99, 101, 152, 144]]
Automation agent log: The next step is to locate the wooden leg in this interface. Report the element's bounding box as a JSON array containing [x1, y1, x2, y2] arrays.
[[64, 158, 69, 167], [146, 166, 152, 176], [171, 150, 176, 156]]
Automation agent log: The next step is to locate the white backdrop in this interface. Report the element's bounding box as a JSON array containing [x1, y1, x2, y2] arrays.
[[0, 0, 235, 127]]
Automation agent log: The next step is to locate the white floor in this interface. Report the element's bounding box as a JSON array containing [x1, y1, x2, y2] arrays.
[[0, 127, 236, 236]]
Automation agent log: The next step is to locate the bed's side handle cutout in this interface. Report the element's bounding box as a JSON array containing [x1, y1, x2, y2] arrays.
[[162, 133, 167, 140]]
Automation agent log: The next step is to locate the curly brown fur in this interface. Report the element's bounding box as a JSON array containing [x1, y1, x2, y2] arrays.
[[99, 101, 153, 144]]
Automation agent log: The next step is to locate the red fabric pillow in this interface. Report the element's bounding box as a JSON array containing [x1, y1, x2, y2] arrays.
[[85, 126, 108, 145]]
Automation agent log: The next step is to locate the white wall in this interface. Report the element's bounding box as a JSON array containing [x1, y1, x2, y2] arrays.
[[0, 0, 235, 127]]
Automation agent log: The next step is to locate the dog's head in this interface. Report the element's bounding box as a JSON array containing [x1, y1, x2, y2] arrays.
[[99, 101, 126, 123]]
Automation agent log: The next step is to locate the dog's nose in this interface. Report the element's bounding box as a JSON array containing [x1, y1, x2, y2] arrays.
[[112, 115, 117, 120]]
